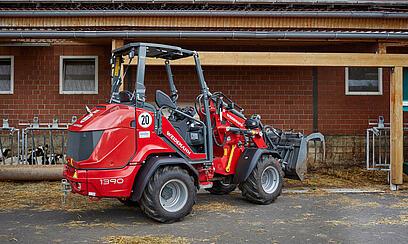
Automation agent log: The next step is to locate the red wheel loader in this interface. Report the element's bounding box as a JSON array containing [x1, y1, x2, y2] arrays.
[[62, 43, 324, 223]]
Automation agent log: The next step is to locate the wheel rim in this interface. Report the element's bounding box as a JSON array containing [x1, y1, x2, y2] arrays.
[[159, 179, 188, 213], [261, 166, 280, 194]]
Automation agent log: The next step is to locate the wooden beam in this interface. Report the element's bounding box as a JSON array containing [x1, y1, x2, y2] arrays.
[[123, 52, 408, 67], [390, 66, 404, 187], [111, 39, 124, 91]]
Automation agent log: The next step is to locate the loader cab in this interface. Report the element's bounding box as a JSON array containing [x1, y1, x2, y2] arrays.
[[110, 43, 213, 162]]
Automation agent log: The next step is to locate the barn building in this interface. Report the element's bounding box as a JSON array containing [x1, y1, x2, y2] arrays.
[[0, 0, 407, 186]]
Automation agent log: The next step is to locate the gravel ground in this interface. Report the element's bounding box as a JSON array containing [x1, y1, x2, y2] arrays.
[[0, 188, 407, 244]]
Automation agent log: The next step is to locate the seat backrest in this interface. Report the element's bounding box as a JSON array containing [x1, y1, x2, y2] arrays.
[[155, 90, 176, 109]]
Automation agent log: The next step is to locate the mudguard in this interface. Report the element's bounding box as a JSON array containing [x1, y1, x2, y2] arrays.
[[232, 148, 281, 184], [130, 155, 199, 202]]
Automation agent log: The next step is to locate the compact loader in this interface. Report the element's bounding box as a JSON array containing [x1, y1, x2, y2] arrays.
[[63, 43, 324, 223]]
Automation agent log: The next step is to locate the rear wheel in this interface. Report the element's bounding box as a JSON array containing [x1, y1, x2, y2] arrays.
[[139, 166, 196, 223], [239, 156, 283, 205], [206, 181, 237, 195]]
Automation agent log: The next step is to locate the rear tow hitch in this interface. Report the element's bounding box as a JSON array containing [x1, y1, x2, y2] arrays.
[[61, 179, 71, 204]]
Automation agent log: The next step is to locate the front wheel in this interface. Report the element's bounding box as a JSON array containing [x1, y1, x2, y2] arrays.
[[239, 156, 283, 205], [139, 166, 197, 223]]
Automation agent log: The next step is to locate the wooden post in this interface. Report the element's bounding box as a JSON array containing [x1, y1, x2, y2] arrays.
[[377, 43, 387, 54], [111, 39, 124, 91], [390, 66, 404, 189]]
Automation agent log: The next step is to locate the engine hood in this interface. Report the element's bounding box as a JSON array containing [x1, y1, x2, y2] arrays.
[[69, 104, 135, 131]]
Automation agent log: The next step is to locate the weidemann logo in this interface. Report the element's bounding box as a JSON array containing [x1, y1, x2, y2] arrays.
[[226, 113, 244, 127], [166, 131, 192, 155]]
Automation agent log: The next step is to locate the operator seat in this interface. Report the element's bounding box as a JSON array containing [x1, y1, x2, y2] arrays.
[[155, 90, 204, 153]]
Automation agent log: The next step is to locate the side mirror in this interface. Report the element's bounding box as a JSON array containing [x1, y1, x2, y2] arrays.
[[155, 90, 176, 109]]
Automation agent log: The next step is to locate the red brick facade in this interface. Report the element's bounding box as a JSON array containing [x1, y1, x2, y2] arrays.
[[0, 45, 111, 126], [0, 45, 406, 136]]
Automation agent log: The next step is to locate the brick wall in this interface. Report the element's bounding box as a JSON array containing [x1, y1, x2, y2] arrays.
[[318, 67, 408, 135], [141, 65, 314, 133], [0, 45, 111, 127], [0, 44, 405, 138]]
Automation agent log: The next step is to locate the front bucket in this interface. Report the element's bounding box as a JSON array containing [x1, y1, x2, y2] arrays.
[[283, 133, 325, 181]]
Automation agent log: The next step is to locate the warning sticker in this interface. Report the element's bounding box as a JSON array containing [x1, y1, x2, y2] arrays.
[[138, 112, 152, 128]]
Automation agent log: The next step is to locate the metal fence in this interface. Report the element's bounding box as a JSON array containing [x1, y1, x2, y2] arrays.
[[0, 117, 76, 165], [366, 116, 408, 172], [0, 119, 20, 165]]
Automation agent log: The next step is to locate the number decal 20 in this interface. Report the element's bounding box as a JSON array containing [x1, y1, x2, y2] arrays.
[[138, 112, 152, 128]]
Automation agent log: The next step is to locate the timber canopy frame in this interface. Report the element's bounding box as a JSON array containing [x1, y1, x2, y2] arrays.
[[119, 47, 405, 189]]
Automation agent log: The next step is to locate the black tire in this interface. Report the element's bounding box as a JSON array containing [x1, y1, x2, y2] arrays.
[[238, 156, 283, 205], [206, 181, 237, 195], [118, 198, 138, 207], [139, 166, 197, 223]]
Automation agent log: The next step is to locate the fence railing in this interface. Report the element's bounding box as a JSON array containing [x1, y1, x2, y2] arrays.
[[0, 119, 20, 165], [366, 116, 408, 171], [0, 117, 76, 165]]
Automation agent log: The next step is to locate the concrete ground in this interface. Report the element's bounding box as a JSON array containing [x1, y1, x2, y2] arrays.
[[0, 190, 407, 244]]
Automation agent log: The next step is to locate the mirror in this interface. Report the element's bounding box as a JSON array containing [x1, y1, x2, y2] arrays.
[[155, 90, 176, 109]]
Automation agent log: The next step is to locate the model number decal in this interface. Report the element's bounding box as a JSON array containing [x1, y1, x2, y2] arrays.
[[100, 178, 124, 185], [138, 112, 152, 128]]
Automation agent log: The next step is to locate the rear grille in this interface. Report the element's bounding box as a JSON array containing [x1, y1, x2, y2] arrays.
[[67, 130, 103, 162]]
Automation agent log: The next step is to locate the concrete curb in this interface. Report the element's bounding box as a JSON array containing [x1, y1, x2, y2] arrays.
[[283, 188, 386, 194]]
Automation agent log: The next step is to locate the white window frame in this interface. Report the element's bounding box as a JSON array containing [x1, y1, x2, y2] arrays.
[[404, 101, 408, 107], [0, 56, 14, 94], [345, 67, 383, 95], [59, 56, 98, 94]]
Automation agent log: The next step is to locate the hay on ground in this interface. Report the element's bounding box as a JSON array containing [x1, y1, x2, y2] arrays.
[[107, 235, 190, 244]]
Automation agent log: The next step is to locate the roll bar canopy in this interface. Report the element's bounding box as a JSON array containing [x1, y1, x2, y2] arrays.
[[110, 42, 213, 163], [112, 42, 194, 60]]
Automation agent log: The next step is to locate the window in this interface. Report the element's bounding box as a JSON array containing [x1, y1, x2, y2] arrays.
[[0, 56, 14, 94], [345, 67, 382, 95], [60, 56, 98, 94]]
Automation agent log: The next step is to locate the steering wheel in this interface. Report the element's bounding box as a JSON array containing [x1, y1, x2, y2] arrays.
[[119, 90, 134, 103]]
